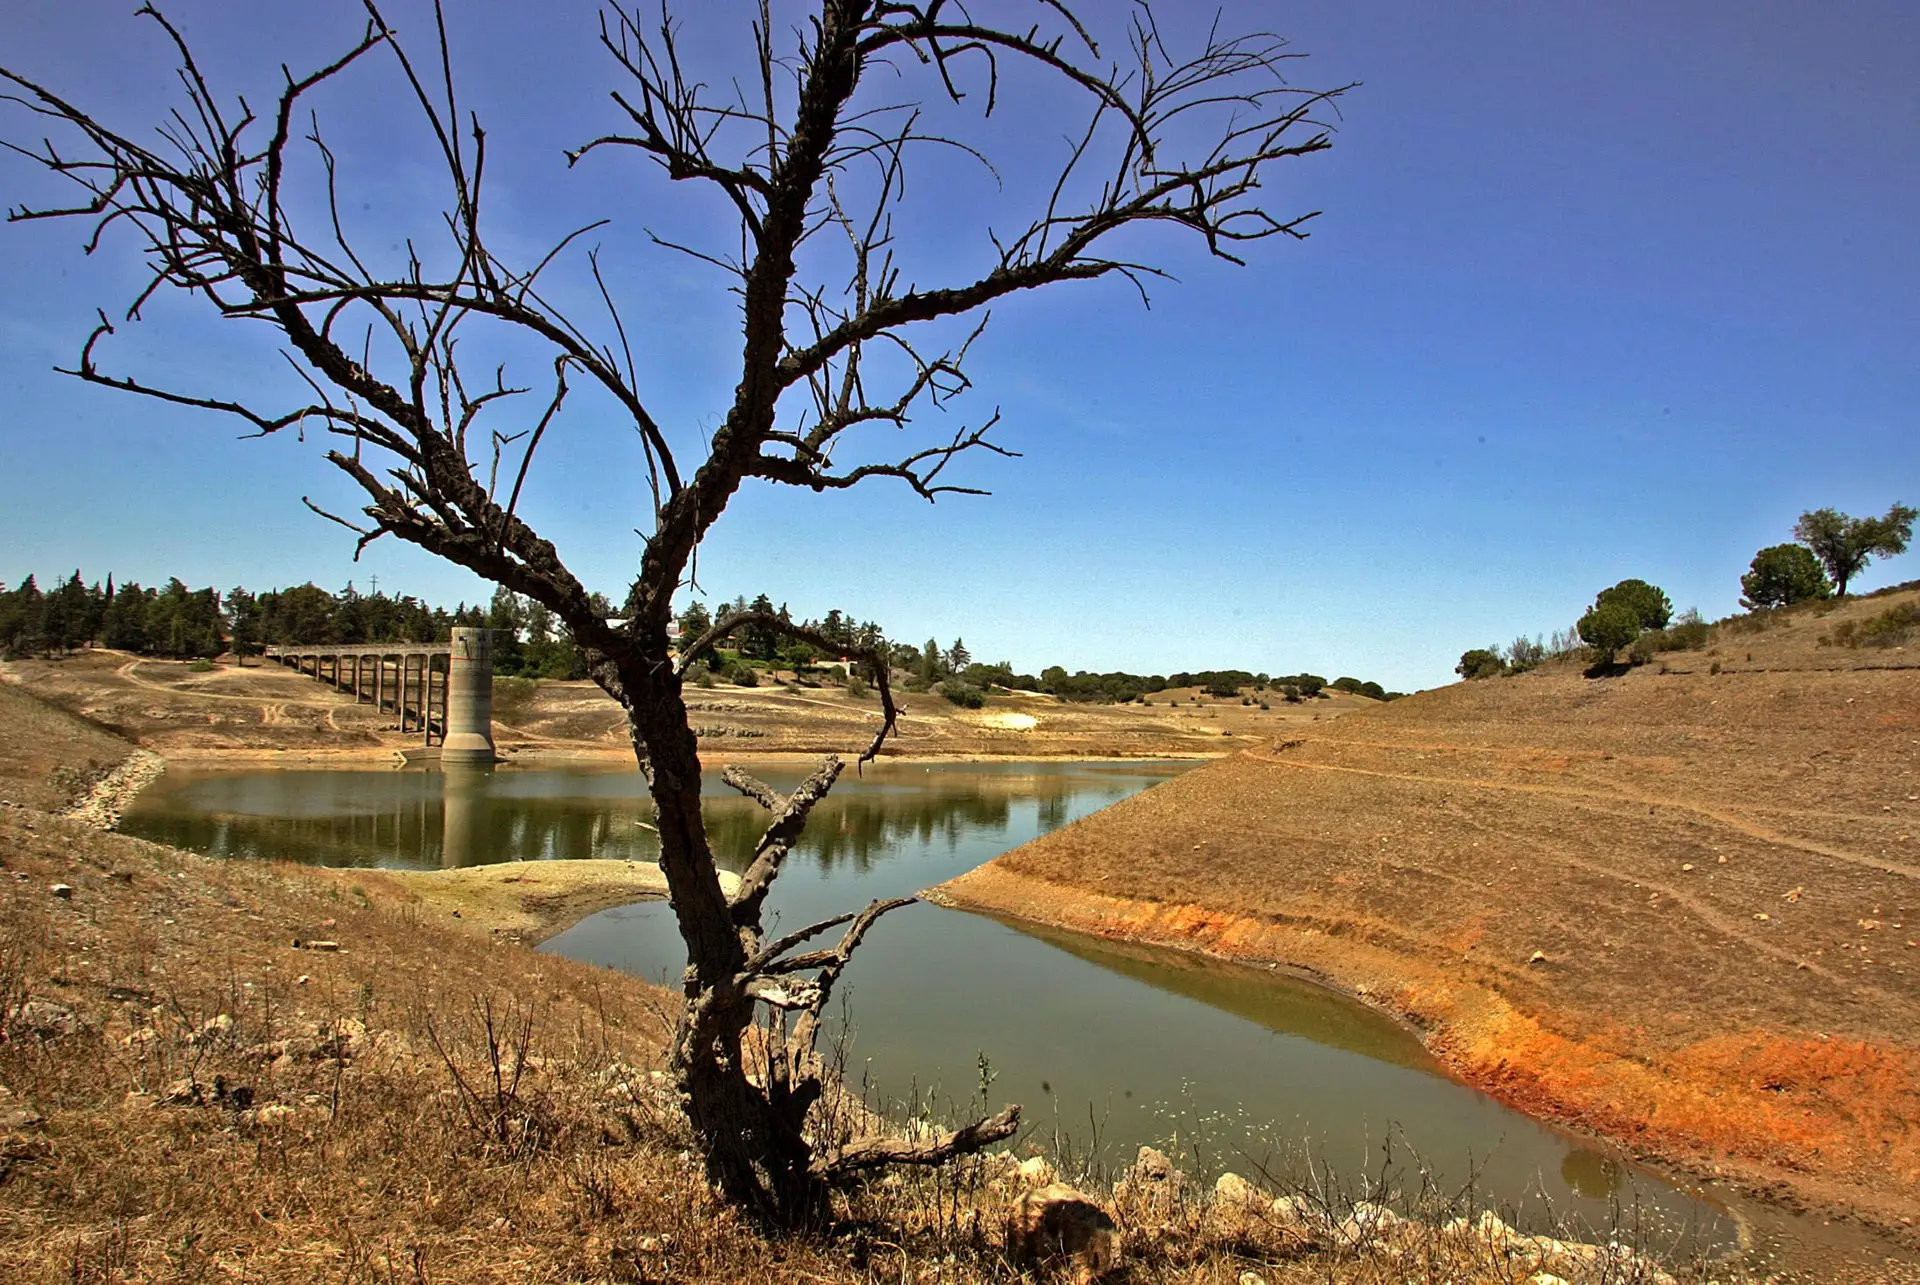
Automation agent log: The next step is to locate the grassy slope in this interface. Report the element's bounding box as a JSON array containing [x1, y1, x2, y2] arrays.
[[938, 588, 1920, 1237]]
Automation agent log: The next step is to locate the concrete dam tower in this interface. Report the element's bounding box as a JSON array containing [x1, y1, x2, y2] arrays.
[[441, 626, 496, 765]]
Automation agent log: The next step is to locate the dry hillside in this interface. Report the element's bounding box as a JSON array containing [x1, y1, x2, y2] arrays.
[[937, 586, 1920, 1242], [1, 650, 1757, 1282], [1, 648, 1378, 762]]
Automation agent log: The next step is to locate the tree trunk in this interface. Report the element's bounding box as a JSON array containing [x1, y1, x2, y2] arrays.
[[620, 651, 832, 1223]]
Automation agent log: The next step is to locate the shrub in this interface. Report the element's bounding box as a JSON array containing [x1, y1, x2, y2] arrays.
[[1856, 603, 1920, 648], [1723, 608, 1782, 635], [491, 675, 540, 725], [1634, 609, 1710, 656], [1504, 636, 1545, 672], [187, 658, 216, 672], [1664, 609, 1711, 651], [730, 665, 759, 688], [1545, 626, 1583, 658], [938, 679, 985, 708], [844, 672, 869, 698], [1455, 648, 1503, 680]]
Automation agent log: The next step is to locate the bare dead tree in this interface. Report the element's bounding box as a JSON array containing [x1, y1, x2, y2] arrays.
[[1, 0, 1346, 1225]]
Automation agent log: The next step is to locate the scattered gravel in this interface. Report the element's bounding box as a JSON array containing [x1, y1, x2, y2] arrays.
[[61, 750, 165, 830]]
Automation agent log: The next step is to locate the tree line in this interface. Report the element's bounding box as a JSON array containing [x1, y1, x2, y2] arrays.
[[0, 573, 495, 663], [675, 596, 1400, 706], [2, 567, 1401, 706]]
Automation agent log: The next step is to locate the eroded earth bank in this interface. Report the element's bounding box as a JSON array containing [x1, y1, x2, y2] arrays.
[[935, 588, 1920, 1257]]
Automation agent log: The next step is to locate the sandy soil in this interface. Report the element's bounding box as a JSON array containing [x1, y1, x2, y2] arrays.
[[365, 859, 738, 946], [936, 587, 1920, 1250]]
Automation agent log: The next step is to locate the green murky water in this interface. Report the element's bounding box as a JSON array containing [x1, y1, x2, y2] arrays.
[[124, 759, 1732, 1252]]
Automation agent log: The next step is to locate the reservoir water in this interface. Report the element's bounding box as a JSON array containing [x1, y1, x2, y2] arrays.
[[123, 758, 1731, 1251]]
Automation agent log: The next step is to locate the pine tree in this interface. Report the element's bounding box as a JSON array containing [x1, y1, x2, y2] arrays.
[[101, 580, 148, 651], [741, 593, 781, 660], [0, 575, 46, 657]]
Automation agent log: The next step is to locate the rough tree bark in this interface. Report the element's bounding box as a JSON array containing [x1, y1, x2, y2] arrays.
[[2, 0, 1345, 1225]]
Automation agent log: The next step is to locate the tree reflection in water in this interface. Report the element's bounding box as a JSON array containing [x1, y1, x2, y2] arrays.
[[121, 764, 1118, 874]]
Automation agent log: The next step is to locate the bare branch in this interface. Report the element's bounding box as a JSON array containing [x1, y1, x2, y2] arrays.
[[727, 755, 845, 931], [819, 1104, 1022, 1178], [721, 765, 783, 811]]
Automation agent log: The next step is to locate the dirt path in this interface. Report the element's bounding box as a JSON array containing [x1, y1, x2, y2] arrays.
[[116, 658, 331, 708]]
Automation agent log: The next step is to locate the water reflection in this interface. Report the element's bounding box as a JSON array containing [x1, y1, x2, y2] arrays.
[[441, 765, 487, 868], [1009, 920, 1435, 1073], [121, 760, 1144, 875], [1561, 1147, 1626, 1201]]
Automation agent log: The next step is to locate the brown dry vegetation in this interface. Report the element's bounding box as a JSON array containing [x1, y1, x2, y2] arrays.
[[937, 587, 1920, 1266], [1, 661, 1734, 1282], [1, 648, 1375, 765]]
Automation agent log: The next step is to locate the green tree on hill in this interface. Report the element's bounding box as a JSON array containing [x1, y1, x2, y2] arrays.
[[226, 587, 263, 657], [100, 580, 146, 651], [1739, 543, 1831, 610], [0, 575, 46, 657], [739, 594, 782, 660], [1792, 504, 1916, 597], [1577, 601, 1641, 664], [146, 578, 223, 658], [1456, 648, 1503, 680], [676, 601, 712, 643], [40, 571, 87, 652], [266, 584, 337, 645], [1593, 578, 1672, 632], [917, 638, 945, 684]]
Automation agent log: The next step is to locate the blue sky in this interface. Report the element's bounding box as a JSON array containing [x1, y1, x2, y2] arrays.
[[3, 1, 1915, 693]]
